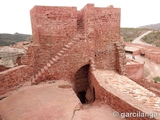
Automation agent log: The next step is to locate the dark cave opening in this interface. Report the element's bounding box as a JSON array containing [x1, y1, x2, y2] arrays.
[[73, 64, 89, 104], [77, 91, 86, 104]]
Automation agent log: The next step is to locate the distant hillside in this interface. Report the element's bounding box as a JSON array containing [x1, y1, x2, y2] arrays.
[[120, 28, 149, 42], [139, 23, 160, 30], [0, 33, 31, 46], [141, 31, 160, 47]]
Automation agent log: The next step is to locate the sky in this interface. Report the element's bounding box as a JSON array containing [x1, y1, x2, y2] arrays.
[[0, 0, 160, 34]]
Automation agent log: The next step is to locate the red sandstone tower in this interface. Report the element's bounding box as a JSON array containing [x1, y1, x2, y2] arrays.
[[30, 4, 126, 84]]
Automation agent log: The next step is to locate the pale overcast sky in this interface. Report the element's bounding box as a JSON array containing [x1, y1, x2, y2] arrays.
[[0, 0, 159, 34]]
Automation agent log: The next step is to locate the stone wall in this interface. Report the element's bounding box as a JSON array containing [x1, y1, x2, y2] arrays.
[[29, 4, 126, 84], [30, 6, 77, 74], [0, 65, 33, 96], [21, 44, 39, 66], [115, 42, 126, 75], [94, 6, 121, 70], [126, 60, 144, 81], [145, 51, 160, 64], [46, 35, 94, 81], [125, 42, 160, 64], [89, 70, 159, 120], [0, 44, 38, 96]]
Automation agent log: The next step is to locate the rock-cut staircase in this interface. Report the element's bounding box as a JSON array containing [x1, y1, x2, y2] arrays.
[[31, 34, 82, 85]]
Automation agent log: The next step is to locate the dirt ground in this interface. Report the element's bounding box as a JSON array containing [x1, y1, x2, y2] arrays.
[[126, 53, 160, 81], [126, 53, 160, 96]]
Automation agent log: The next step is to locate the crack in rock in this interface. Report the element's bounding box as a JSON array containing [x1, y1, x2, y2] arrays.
[[71, 103, 82, 120]]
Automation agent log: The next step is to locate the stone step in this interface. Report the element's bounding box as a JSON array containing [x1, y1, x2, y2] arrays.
[[32, 39, 81, 84], [47, 63, 51, 67], [44, 66, 48, 70], [64, 44, 71, 48], [57, 53, 62, 56], [62, 48, 68, 51], [49, 60, 54, 64], [73, 38, 78, 41], [55, 56, 59, 60], [92, 68, 96, 71], [90, 60, 95, 64], [41, 68, 45, 73], [68, 42, 73, 45], [91, 64, 96, 68], [52, 58, 57, 62], [73, 38, 79, 41], [38, 71, 41, 76], [59, 50, 64, 53], [34, 78, 38, 83]]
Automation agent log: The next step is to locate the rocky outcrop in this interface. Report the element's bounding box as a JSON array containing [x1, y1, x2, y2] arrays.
[[0, 46, 26, 68]]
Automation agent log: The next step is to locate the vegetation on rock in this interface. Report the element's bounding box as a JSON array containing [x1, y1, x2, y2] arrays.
[[141, 31, 160, 47], [0, 33, 31, 46], [120, 28, 149, 42]]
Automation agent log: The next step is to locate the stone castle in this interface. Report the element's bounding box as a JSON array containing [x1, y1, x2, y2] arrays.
[[29, 4, 126, 100], [29, 4, 125, 82], [0, 4, 160, 120]]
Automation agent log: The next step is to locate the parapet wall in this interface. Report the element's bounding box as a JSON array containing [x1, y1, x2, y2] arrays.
[[0, 65, 33, 95], [126, 60, 144, 81], [89, 70, 160, 120], [125, 42, 160, 64], [0, 45, 38, 96], [145, 51, 160, 63]]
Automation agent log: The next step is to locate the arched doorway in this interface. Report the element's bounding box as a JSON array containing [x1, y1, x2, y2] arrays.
[[73, 64, 90, 104]]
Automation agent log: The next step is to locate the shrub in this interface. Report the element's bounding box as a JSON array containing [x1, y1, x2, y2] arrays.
[[153, 76, 160, 83], [120, 28, 149, 42]]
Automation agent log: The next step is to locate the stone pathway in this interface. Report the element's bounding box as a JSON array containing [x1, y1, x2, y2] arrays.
[[0, 80, 124, 120]]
